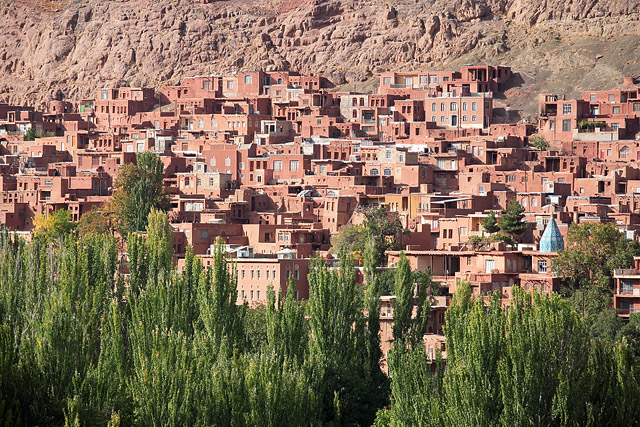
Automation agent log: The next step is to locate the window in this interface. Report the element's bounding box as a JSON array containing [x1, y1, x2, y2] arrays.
[[385, 150, 392, 159], [383, 168, 392, 176], [226, 80, 234, 89], [370, 168, 379, 175], [462, 115, 467, 122], [531, 198, 538, 207], [459, 227, 467, 236], [562, 103, 572, 115], [198, 119, 204, 129], [244, 75, 253, 84], [613, 106, 621, 114], [251, 269, 255, 280], [432, 116, 437, 122], [590, 94, 596, 102], [257, 269, 261, 280], [209, 178, 215, 186], [562, 119, 571, 132], [440, 116, 445, 122], [472, 115, 477, 122], [266, 270, 270, 280], [273, 160, 282, 171], [462, 102, 468, 111], [550, 120, 555, 130], [278, 232, 284, 241], [200, 230, 208, 239], [225, 156, 231, 166], [620, 146, 631, 158], [611, 123, 620, 131], [432, 102, 437, 112], [241, 269, 245, 279], [101, 90, 108, 99], [609, 94, 615, 102], [634, 103, 640, 112], [521, 198, 527, 207], [621, 280, 634, 295], [472, 102, 477, 111], [440, 102, 445, 112], [538, 260, 548, 273], [383, 77, 391, 85], [289, 160, 299, 171], [450, 102, 457, 111]]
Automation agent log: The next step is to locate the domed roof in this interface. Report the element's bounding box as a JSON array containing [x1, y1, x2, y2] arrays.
[[539, 217, 564, 253]]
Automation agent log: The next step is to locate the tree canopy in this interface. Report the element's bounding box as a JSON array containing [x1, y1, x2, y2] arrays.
[[482, 210, 500, 234], [33, 209, 76, 241], [378, 282, 640, 426], [499, 199, 527, 236], [331, 205, 409, 265], [111, 151, 170, 234], [553, 222, 640, 319]]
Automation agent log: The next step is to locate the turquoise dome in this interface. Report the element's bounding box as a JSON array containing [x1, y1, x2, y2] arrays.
[[540, 218, 564, 253]]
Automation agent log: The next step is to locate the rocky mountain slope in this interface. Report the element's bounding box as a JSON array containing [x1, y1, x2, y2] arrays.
[[2, 0, 640, 117]]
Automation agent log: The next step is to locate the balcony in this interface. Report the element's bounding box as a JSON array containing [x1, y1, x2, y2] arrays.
[[614, 269, 640, 278], [617, 307, 640, 316], [617, 288, 640, 296]]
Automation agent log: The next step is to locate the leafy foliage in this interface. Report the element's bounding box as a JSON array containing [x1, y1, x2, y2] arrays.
[[553, 222, 640, 319], [482, 210, 500, 234], [111, 151, 170, 234], [378, 283, 640, 426], [331, 205, 409, 265], [529, 135, 549, 151], [33, 209, 76, 242], [24, 128, 54, 141], [77, 208, 112, 237], [499, 199, 527, 236]]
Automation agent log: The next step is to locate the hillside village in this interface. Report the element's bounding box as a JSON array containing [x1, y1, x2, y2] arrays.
[[2, 65, 640, 360]]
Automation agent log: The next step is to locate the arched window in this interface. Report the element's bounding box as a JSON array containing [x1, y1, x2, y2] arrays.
[[450, 102, 457, 111], [277, 77, 283, 84], [352, 98, 358, 107], [521, 198, 527, 207], [620, 146, 631, 159], [472, 102, 477, 111], [383, 168, 392, 176], [371, 168, 379, 175], [360, 98, 365, 106]]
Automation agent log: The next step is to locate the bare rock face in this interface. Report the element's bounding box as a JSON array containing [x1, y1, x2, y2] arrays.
[[1, 0, 640, 110]]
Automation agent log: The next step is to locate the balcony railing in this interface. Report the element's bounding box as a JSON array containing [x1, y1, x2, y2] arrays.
[[615, 269, 640, 277], [617, 288, 640, 296], [617, 307, 640, 315]]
